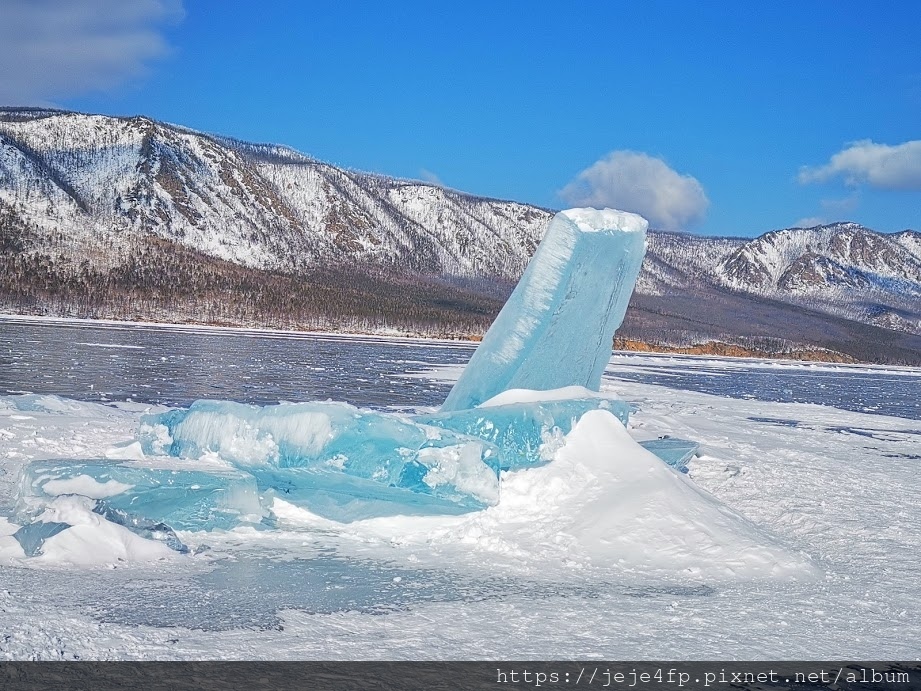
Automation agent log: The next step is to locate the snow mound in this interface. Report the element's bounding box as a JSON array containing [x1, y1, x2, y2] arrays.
[[279, 411, 817, 581], [32, 497, 179, 566]]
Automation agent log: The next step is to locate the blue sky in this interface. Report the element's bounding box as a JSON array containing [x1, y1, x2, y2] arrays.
[[2, 0, 919, 236]]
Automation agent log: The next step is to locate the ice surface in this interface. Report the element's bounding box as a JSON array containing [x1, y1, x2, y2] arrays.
[[17, 459, 262, 531], [139, 400, 501, 516], [441, 208, 647, 412], [416, 394, 631, 470], [2, 342, 918, 657]]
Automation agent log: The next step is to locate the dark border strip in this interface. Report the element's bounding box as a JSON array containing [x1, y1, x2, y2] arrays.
[[0, 661, 918, 691]]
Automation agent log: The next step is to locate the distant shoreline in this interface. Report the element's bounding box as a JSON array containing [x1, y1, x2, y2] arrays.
[[5, 311, 916, 369], [613, 337, 858, 364], [0, 312, 479, 347]]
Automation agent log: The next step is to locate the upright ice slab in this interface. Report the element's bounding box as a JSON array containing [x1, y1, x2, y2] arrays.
[[441, 208, 648, 412]]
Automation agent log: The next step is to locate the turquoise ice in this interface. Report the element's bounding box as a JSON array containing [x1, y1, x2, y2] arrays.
[[441, 208, 648, 412], [139, 400, 501, 513], [416, 393, 632, 470], [16, 459, 261, 531]]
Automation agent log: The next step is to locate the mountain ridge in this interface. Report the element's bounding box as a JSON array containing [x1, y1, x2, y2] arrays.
[[1, 108, 920, 364]]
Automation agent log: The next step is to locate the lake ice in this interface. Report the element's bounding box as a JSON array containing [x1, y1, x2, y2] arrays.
[[1, 317, 920, 659]]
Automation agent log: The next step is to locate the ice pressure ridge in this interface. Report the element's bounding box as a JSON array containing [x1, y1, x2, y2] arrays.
[[16, 393, 642, 534], [13, 208, 707, 555]]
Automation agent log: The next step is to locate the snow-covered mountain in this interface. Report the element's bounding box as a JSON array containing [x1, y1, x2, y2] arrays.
[[641, 224, 921, 335], [0, 108, 549, 279], [1, 108, 920, 361]]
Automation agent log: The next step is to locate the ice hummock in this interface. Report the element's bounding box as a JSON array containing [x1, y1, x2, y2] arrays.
[[6, 207, 736, 566], [12, 400, 507, 534], [10, 389, 629, 534], [13, 388, 703, 533], [441, 208, 647, 412]]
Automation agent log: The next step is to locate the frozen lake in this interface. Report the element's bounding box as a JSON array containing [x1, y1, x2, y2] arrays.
[[1, 316, 920, 660], [0, 317, 472, 409], [2, 316, 918, 419]]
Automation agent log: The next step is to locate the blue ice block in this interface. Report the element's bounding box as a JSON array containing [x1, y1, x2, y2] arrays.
[[16, 459, 262, 531], [416, 396, 632, 470], [441, 208, 647, 412], [140, 400, 501, 510]]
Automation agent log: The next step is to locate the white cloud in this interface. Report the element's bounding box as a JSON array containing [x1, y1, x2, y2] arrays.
[[419, 168, 445, 187], [559, 151, 709, 231], [0, 0, 184, 105], [793, 216, 826, 228], [799, 140, 921, 190], [820, 192, 860, 214]]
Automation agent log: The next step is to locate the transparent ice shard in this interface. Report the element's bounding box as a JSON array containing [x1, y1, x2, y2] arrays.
[[93, 502, 190, 553], [638, 438, 700, 473], [441, 208, 647, 412], [12, 521, 70, 557], [416, 396, 631, 470], [139, 400, 501, 512], [16, 459, 262, 531]]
